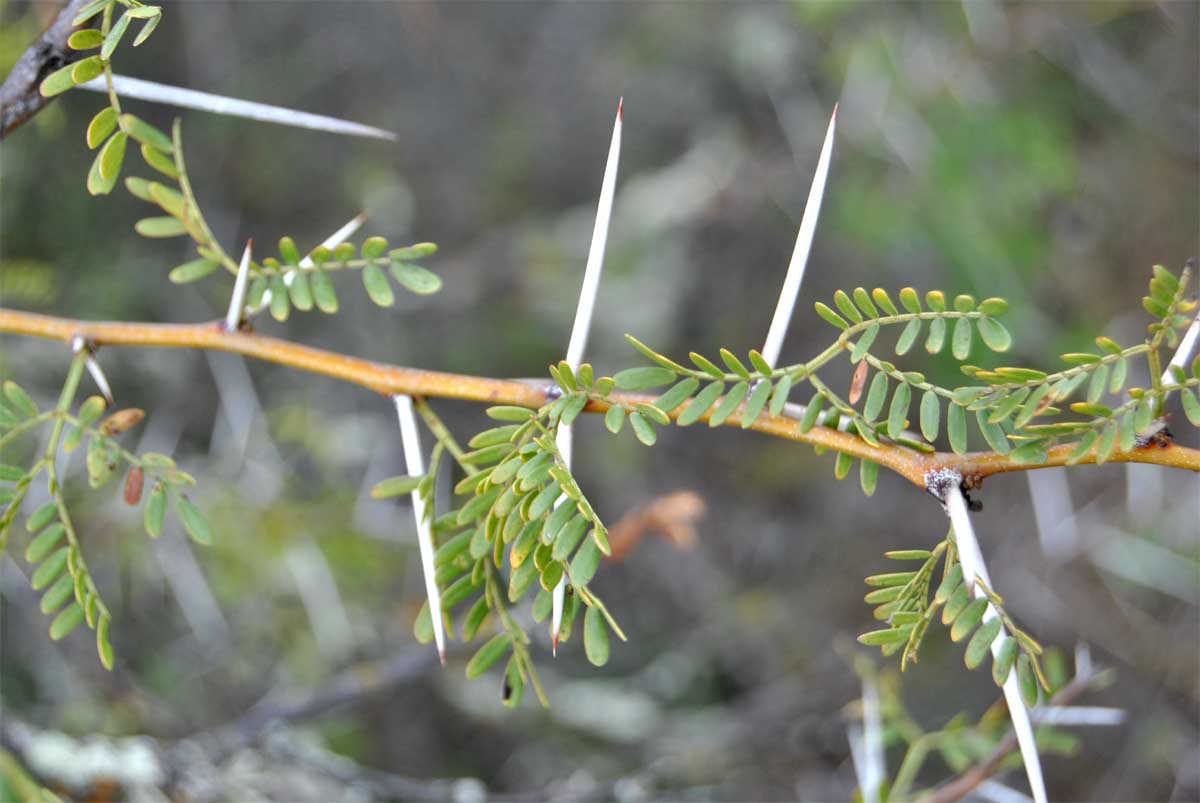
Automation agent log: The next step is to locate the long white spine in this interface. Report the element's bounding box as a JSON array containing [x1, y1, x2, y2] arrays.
[[551, 100, 623, 653]]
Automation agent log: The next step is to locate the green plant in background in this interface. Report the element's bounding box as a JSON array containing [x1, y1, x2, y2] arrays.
[[1, 3, 1198, 801]]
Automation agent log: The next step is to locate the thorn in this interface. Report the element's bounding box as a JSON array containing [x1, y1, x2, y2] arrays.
[[617, 96, 624, 121], [86, 356, 114, 404], [392, 394, 446, 664], [224, 241, 253, 332], [551, 633, 559, 657], [759, 103, 837, 368]]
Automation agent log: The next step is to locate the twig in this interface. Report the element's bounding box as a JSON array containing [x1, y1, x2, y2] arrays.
[[922, 670, 1105, 803], [2, 308, 1198, 485], [0, 0, 91, 138]]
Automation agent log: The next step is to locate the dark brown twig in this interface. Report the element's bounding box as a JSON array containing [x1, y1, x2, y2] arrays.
[[0, 0, 91, 139]]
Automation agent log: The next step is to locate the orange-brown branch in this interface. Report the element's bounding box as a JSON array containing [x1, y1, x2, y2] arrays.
[[3, 307, 1198, 487]]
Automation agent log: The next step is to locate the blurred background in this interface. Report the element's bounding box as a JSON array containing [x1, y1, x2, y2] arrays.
[[1, 1, 1198, 800]]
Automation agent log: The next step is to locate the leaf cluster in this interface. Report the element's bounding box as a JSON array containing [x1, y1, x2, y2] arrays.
[[39, 1, 164, 195], [0, 373, 211, 671], [856, 542, 1048, 705]]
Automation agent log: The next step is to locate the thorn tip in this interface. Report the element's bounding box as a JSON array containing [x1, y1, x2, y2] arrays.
[[617, 97, 624, 120]]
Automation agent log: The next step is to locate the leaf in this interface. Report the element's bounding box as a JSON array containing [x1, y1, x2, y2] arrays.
[[709, 381, 748, 427], [741, 380, 772, 428], [769, 374, 793, 416], [629, 412, 656, 445], [950, 598, 988, 642], [143, 483, 166, 537], [974, 410, 1010, 455], [852, 287, 878, 318], [140, 143, 178, 178], [893, 318, 921, 356], [993, 637, 1018, 685], [371, 475, 422, 498], [814, 302, 848, 330], [976, 317, 1012, 352], [654, 378, 699, 414], [919, 390, 940, 441], [310, 268, 339, 313], [926, 290, 946, 312], [858, 628, 912, 646], [134, 216, 186, 238], [978, 297, 1008, 316], [613, 366, 675, 391], [677, 382, 724, 426], [132, 11, 161, 46], [1094, 420, 1119, 463], [833, 290, 863, 323], [951, 317, 973, 360], [68, 28, 104, 49], [390, 262, 442, 295], [848, 360, 869, 405], [86, 107, 118, 148], [863, 372, 888, 422], [49, 603, 85, 641], [604, 405, 625, 433], [859, 459, 878, 497], [4, 381, 37, 417], [119, 114, 172, 152], [362, 264, 394, 306], [40, 573, 75, 614], [362, 236, 389, 259], [635, 402, 669, 427], [72, 0, 110, 25], [101, 11, 131, 60], [584, 606, 611, 666], [934, 564, 963, 604], [899, 287, 922, 313], [887, 382, 910, 438], [268, 274, 290, 321], [92, 615, 114, 670], [947, 402, 967, 455], [1181, 389, 1200, 427], [689, 352, 725, 378], [466, 633, 511, 678], [25, 524, 65, 563], [850, 323, 879, 363], [31, 547, 69, 591], [286, 271, 314, 311], [925, 317, 946, 354], [965, 617, 1002, 669], [176, 497, 212, 545], [569, 539, 602, 587], [39, 62, 80, 97], [1010, 441, 1048, 465], [1017, 654, 1039, 707], [168, 258, 219, 284], [719, 349, 751, 379]]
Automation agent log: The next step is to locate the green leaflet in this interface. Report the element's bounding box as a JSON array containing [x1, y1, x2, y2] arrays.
[[583, 606, 610, 666]]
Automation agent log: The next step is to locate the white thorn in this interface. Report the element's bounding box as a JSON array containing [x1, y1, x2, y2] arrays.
[[393, 394, 445, 664], [85, 357, 113, 404], [860, 669, 884, 803], [223, 242, 253, 332], [78, 75, 398, 141], [1162, 305, 1200, 384], [760, 104, 837, 368], [945, 485, 1047, 803], [553, 98, 623, 648], [256, 213, 368, 313]]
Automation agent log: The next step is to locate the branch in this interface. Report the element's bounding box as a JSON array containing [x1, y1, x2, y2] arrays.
[[0, 0, 92, 139], [921, 670, 1106, 803], [3, 307, 1198, 488]]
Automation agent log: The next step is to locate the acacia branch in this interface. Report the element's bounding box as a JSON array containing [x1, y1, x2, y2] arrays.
[[0, 0, 92, 139], [2, 307, 1198, 487]]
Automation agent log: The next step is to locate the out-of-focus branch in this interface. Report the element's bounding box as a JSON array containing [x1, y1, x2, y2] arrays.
[[0, 0, 92, 139], [922, 670, 1108, 803]]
